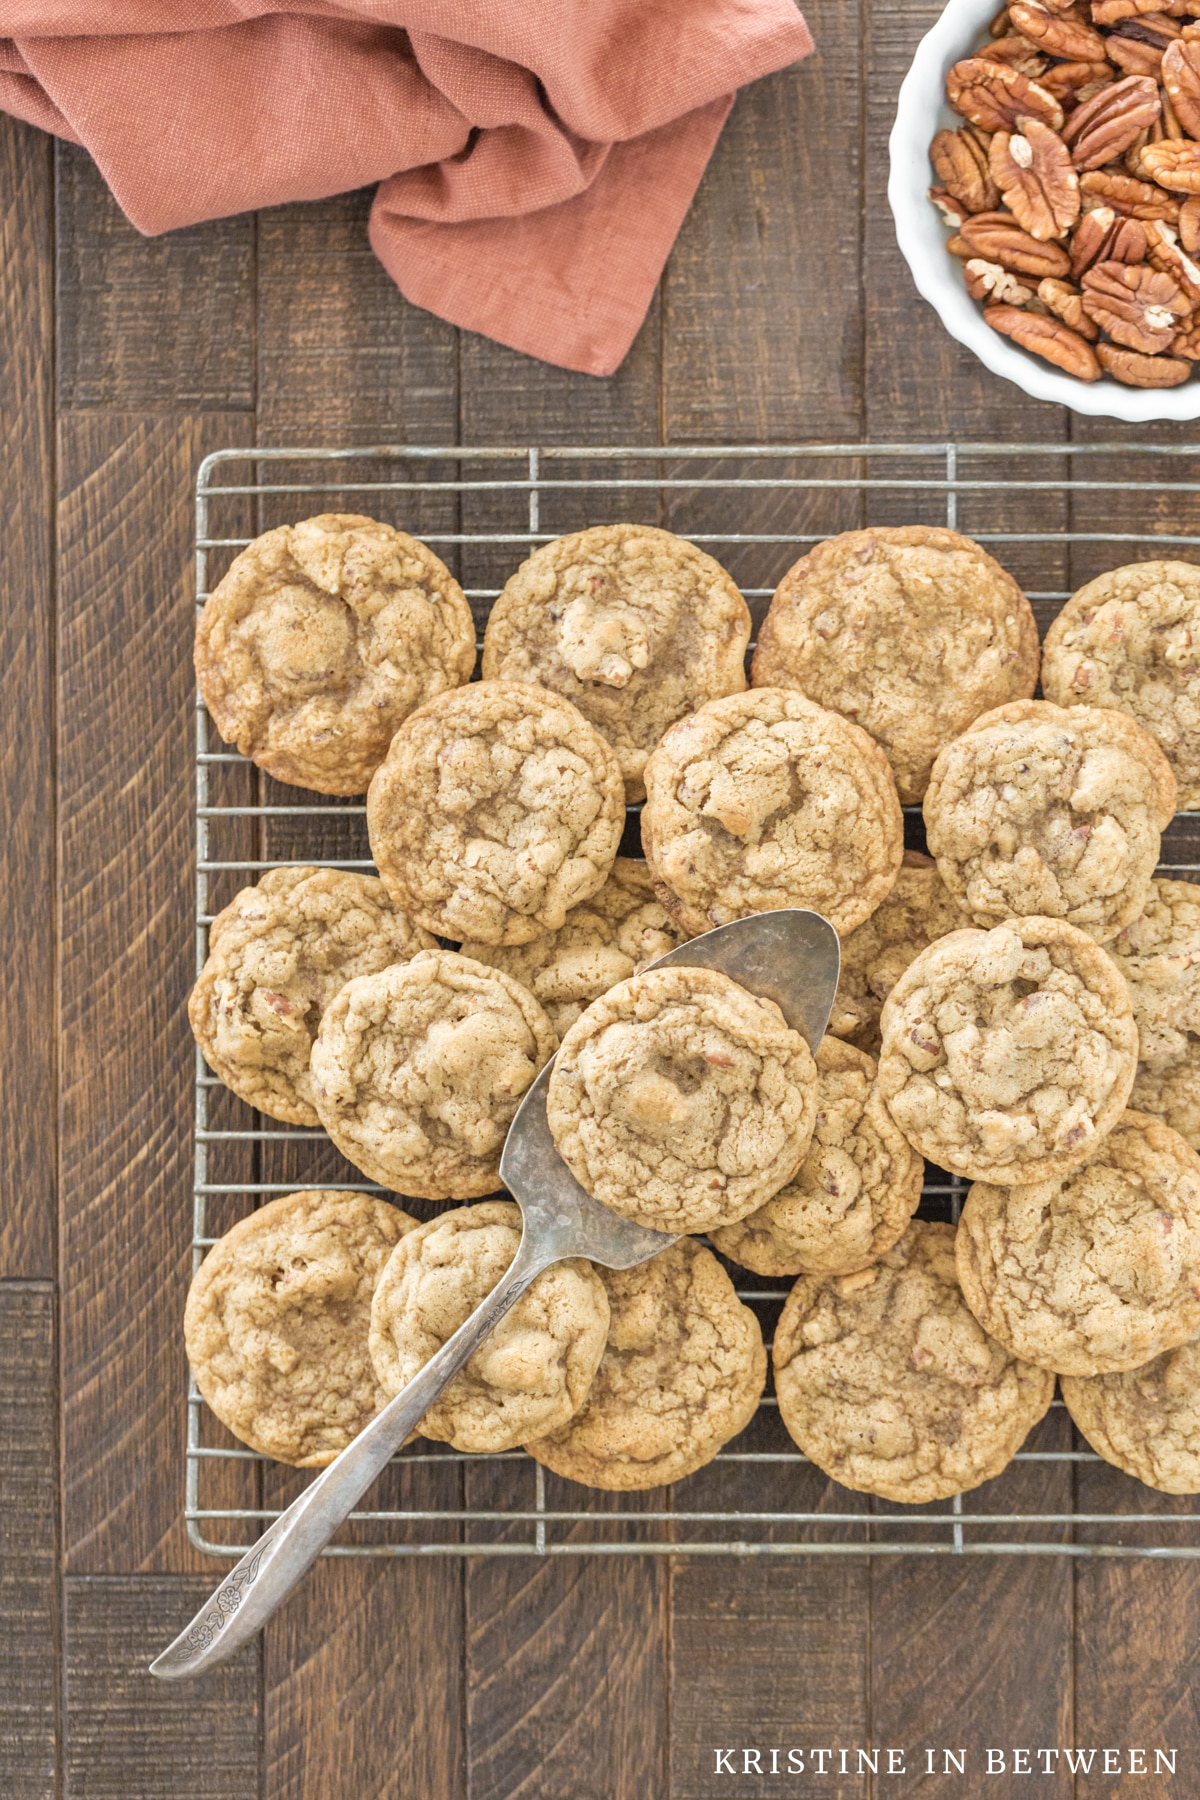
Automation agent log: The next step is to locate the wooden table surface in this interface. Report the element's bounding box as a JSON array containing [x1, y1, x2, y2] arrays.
[[5, 3, 1200, 1794]]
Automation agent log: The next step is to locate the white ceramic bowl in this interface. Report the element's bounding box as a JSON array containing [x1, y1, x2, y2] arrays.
[[888, 0, 1200, 421]]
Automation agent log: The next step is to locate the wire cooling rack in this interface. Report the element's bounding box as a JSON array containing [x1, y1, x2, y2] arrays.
[[189, 441, 1200, 1560]]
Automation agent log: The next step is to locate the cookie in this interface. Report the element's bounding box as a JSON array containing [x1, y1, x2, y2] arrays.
[[710, 1036, 924, 1278], [310, 950, 557, 1200], [1108, 878, 1200, 1151], [546, 965, 818, 1234], [195, 514, 476, 795], [752, 526, 1039, 804], [1042, 560, 1200, 809], [366, 680, 625, 946], [368, 1201, 609, 1454], [923, 699, 1177, 942], [481, 524, 751, 802], [1062, 1338, 1200, 1494], [829, 851, 967, 1055], [189, 867, 435, 1125], [958, 1113, 1200, 1377], [461, 857, 689, 1038], [773, 1221, 1054, 1504], [640, 688, 904, 939], [524, 1239, 766, 1489], [877, 917, 1138, 1185], [185, 1189, 416, 1467]]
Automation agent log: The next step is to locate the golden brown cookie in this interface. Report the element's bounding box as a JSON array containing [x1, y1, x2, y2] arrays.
[[310, 950, 557, 1200], [368, 1201, 609, 1454], [185, 1189, 416, 1467], [956, 1113, 1200, 1376], [188, 867, 435, 1125], [1042, 561, 1200, 809], [924, 699, 1177, 942], [640, 688, 904, 939], [460, 857, 689, 1038], [524, 1239, 765, 1490], [1062, 1337, 1200, 1494], [1108, 878, 1200, 1152], [481, 524, 751, 802], [710, 1036, 924, 1277], [828, 851, 967, 1055], [366, 680, 625, 946], [546, 966, 818, 1233], [877, 917, 1138, 1185], [195, 514, 475, 795], [752, 526, 1039, 804], [773, 1221, 1054, 1504]]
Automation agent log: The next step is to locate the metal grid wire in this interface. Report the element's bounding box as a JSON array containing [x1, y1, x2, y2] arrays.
[[190, 441, 1200, 1560]]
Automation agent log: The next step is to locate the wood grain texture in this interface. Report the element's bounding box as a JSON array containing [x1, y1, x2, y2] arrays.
[[58, 411, 256, 1574], [1076, 1561, 1200, 1799], [64, 1577, 259, 1798], [0, 116, 56, 1279], [55, 144, 255, 411], [0, 1283, 58, 1799]]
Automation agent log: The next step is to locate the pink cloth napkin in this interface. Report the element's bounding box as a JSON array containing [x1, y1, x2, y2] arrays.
[[0, 2, 813, 374]]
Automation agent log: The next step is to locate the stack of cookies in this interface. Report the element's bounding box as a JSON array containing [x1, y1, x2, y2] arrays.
[[188, 516, 1200, 1502]]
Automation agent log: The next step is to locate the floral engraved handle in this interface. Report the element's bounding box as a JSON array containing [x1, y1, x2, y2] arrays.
[[154, 1545, 267, 1670]]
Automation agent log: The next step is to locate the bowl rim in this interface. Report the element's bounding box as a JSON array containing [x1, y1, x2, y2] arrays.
[[886, 0, 1200, 422]]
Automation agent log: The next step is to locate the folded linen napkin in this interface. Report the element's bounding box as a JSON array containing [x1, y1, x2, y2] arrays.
[[0, 1, 814, 374]]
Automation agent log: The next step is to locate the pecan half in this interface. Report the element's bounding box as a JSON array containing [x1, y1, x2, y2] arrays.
[[1038, 275, 1103, 334], [931, 127, 1001, 213], [1094, 0, 1174, 18], [1080, 167, 1180, 216], [1070, 204, 1119, 272], [947, 57, 1066, 131], [1180, 193, 1200, 252], [984, 302, 1103, 375], [1169, 318, 1200, 356], [1107, 17, 1182, 78], [1011, 0, 1109, 54], [1096, 341, 1193, 380], [984, 33, 1051, 71], [1162, 36, 1200, 131], [1081, 257, 1192, 346], [1039, 59, 1116, 103], [1146, 218, 1200, 296], [1062, 73, 1161, 168], [1142, 138, 1200, 189], [965, 257, 1037, 302], [929, 186, 969, 226], [959, 210, 1074, 273], [989, 120, 1080, 236]]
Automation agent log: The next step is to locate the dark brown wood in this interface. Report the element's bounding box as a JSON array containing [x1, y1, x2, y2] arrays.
[[0, 1283, 58, 1798], [57, 411, 256, 1575], [0, 117, 56, 1280], [1076, 1561, 1200, 1799], [64, 1577, 259, 1797]]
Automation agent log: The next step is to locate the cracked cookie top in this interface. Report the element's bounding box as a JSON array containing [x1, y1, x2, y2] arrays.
[[1063, 1336, 1200, 1495], [710, 1036, 924, 1278], [957, 1113, 1200, 1376], [1042, 561, 1200, 810], [829, 852, 968, 1055], [877, 917, 1138, 1184], [924, 698, 1177, 942], [640, 688, 904, 939], [189, 867, 435, 1125], [195, 514, 476, 795], [366, 680, 626, 946], [368, 1201, 609, 1454], [753, 526, 1039, 804], [310, 950, 557, 1200], [185, 1189, 417, 1467], [524, 1238, 766, 1490], [773, 1221, 1055, 1504], [546, 965, 818, 1233], [461, 857, 689, 1038], [482, 524, 751, 802]]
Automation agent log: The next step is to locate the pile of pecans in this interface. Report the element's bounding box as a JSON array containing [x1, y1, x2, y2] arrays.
[[930, 1, 1200, 387]]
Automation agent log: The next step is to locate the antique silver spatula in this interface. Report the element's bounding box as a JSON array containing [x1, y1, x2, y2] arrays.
[[150, 907, 839, 1679]]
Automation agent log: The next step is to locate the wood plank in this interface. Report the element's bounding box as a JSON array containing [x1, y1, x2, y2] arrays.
[[1075, 1560, 1200, 1798], [58, 411, 257, 1574], [64, 1576, 259, 1798], [55, 143, 255, 411], [0, 1282, 58, 1799], [0, 116, 55, 1279]]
